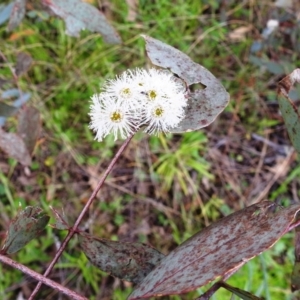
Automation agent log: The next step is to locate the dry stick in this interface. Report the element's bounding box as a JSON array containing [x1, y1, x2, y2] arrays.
[[195, 282, 222, 300], [0, 254, 88, 300], [28, 133, 134, 299]]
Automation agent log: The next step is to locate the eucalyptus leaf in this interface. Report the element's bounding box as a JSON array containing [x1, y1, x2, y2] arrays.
[[79, 232, 165, 284], [142, 35, 229, 133], [277, 68, 300, 155], [1, 206, 50, 254], [0, 102, 18, 118], [43, 0, 121, 44], [129, 202, 300, 299], [7, 0, 26, 31]]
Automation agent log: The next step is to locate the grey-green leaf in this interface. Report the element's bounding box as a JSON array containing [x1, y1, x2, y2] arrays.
[[142, 35, 229, 132], [0, 102, 18, 118], [7, 0, 26, 31], [79, 232, 165, 284], [1, 206, 50, 254], [277, 69, 300, 155], [129, 202, 300, 299], [43, 0, 121, 44]]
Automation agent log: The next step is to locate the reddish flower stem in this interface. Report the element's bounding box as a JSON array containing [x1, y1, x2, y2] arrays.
[[0, 254, 87, 300], [28, 134, 134, 299]]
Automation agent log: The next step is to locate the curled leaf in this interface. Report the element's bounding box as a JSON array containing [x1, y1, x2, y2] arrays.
[[79, 232, 165, 284], [129, 201, 300, 299], [1, 206, 50, 254]]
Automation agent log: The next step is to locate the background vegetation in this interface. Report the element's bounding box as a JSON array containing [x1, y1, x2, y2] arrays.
[[1, 0, 300, 299]]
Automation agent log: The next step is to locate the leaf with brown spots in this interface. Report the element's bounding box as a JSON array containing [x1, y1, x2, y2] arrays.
[[1, 206, 50, 255], [129, 201, 300, 299], [141, 35, 230, 133], [277, 69, 300, 155], [78, 232, 165, 284]]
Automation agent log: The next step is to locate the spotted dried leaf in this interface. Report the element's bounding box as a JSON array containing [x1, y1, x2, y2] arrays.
[[79, 232, 165, 284], [129, 201, 300, 299], [141, 35, 229, 132], [1, 206, 50, 254]]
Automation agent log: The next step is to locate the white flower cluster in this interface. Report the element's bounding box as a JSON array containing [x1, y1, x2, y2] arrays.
[[89, 68, 187, 141]]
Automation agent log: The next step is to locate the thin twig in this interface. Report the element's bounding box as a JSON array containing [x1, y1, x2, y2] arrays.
[[28, 133, 134, 299], [0, 254, 87, 300], [195, 282, 222, 300]]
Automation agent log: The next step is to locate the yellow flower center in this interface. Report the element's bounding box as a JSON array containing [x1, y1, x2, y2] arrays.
[[110, 111, 122, 123], [153, 106, 164, 118], [120, 88, 131, 98], [148, 90, 157, 100]]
